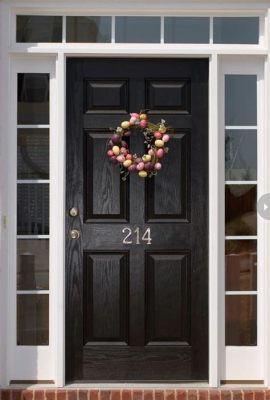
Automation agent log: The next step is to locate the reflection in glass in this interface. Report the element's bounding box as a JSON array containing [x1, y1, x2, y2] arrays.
[[213, 17, 259, 44], [225, 130, 257, 181], [16, 15, 62, 43], [18, 73, 49, 125], [225, 240, 257, 291], [115, 17, 160, 43], [66, 16, 111, 43], [17, 294, 49, 345], [17, 184, 49, 235], [164, 17, 210, 43], [225, 75, 257, 126], [17, 240, 49, 290], [225, 185, 257, 236], [18, 129, 49, 180], [226, 295, 257, 346]]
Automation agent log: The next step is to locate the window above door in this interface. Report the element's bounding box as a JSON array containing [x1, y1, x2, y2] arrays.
[[15, 15, 261, 45]]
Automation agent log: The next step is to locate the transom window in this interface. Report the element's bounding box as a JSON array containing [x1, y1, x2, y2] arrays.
[[16, 15, 260, 44]]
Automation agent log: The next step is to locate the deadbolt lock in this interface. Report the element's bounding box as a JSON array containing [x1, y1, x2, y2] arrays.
[[69, 207, 79, 217], [69, 229, 80, 240]]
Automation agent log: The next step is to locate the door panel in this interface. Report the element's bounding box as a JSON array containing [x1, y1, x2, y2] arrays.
[[66, 58, 209, 382]]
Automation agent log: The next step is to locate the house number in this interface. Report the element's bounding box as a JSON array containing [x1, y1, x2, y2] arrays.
[[122, 227, 152, 245]]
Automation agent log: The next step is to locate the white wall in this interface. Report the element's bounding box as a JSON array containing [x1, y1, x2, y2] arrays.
[[0, 0, 9, 388]]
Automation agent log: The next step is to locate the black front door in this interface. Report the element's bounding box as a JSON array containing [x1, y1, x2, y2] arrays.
[[66, 58, 209, 382]]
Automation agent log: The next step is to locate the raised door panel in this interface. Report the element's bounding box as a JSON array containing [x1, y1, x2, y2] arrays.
[[85, 131, 129, 222], [84, 252, 129, 344]]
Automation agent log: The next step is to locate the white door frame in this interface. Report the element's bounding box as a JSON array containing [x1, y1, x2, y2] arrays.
[[0, 1, 270, 388]]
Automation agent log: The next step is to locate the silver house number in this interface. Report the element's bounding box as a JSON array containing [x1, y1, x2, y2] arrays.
[[122, 227, 152, 245]]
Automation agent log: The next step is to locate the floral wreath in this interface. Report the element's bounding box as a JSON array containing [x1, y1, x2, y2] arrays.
[[106, 111, 171, 180]]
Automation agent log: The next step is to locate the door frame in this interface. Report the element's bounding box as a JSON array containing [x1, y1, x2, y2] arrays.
[[1, 3, 270, 386]]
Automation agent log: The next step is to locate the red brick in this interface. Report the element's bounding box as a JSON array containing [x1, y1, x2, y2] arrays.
[[122, 391, 131, 400], [165, 392, 175, 400], [100, 392, 110, 400], [67, 391, 77, 400], [232, 392, 242, 400], [57, 391, 67, 400], [90, 391, 99, 400], [45, 392, 55, 400], [266, 392, 270, 400], [188, 391, 197, 400], [221, 391, 231, 400], [2, 391, 11, 400], [133, 392, 143, 400], [254, 393, 264, 400], [198, 391, 208, 400], [12, 391, 22, 400], [243, 392, 253, 400], [176, 391, 186, 400], [22, 393, 33, 400], [78, 392, 87, 400], [110, 391, 120, 400], [210, 390, 220, 400], [154, 392, 164, 400], [144, 392, 153, 400], [35, 391, 45, 400]]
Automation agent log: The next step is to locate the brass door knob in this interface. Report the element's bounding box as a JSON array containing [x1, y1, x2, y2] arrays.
[[69, 207, 79, 217], [69, 229, 80, 240]]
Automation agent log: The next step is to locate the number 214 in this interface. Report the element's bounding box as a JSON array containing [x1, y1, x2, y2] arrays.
[[122, 227, 152, 245]]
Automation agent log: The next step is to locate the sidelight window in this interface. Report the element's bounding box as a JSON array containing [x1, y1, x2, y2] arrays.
[[224, 74, 258, 346], [17, 73, 50, 346]]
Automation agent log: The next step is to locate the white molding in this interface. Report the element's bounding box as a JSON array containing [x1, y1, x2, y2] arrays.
[[264, 9, 270, 387], [0, 0, 10, 389], [8, 56, 56, 384], [208, 53, 220, 387], [220, 56, 264, 381]]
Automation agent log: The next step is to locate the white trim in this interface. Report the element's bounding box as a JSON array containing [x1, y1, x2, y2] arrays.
[[220, 56, 264, 382], [225, 236, 258, 240], [17, 235, 50, 239], [225, 125, 257, 129], [17, 290, 50, 294], [8, 56, 55, 384], [17, 180, 50, 184], [62, 15, 66, 43], [208, 52, 220, 387], [1, 0, 270, 389], [225, 181, 257, 185], [225, 291, 258, 295], [17, 125, 50, 129]]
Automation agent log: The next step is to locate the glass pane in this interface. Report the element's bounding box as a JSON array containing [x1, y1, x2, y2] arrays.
[[226, 295, 257, 346], [115, 17, 160, 43], [213, 17, 259, 44], [225, 130, 257, 181], [225, 75, 257, 126], [225, 184, 257, 236], [66, 16, 111, 43], [18, 129, 49, 180], [17, 184, 49, 235], [17, 240, 49, 290], [18, 73, 49, 125], [164, 17, 210, 43], [16, 15, 62, 43], [225, 240, 257, 291], [17, 294, 49, 345]]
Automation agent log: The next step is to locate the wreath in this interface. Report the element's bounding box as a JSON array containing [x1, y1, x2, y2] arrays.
[[106, 111, 171, 180]]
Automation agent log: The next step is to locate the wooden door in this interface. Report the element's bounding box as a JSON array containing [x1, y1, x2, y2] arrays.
[[66, 58, 209, 382]]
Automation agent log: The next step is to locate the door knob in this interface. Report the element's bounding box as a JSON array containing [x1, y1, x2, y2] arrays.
[[69, 207, 79, 217], [69, 229, 80, 240]]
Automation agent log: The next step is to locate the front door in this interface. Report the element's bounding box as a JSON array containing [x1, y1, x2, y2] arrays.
[[66, 58, 209, 382]]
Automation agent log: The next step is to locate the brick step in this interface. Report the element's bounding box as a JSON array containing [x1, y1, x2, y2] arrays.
[[0, 390, 269, 400]]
